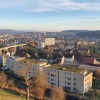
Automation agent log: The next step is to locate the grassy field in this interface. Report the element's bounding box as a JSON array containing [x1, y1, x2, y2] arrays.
[[0, 89, 33, 100]]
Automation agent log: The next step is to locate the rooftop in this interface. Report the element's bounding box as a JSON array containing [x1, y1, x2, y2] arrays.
[[18, 59, 46, 64], [49, 65, 85, 73]]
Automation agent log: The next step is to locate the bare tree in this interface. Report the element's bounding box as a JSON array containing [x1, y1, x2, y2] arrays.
[[19, 66, 34, 100], [50, 87, 65, 100], [7, 78, 15, 89], [94, 70, 100, 79], [0, 71, 7, 90], [34, 71, 49, 100]]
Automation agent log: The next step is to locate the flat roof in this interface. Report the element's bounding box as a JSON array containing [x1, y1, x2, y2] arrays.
[[18, 59, 47, 64], [49, 65, 85, 73], [79, 65, 100, 71]]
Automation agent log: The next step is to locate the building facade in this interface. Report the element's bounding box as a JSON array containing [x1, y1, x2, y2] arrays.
[[43, 65, 92, 94], [6, 56, 48, 78], [0, 55, 6, 66], [44, 38, 55, 46], [38, 41, 45, 49]]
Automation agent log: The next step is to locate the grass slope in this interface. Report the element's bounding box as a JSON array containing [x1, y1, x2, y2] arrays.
[[0, 89, 32, 100]]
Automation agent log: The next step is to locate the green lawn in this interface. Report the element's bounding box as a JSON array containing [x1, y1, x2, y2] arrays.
[[0, 89, 33, 100]]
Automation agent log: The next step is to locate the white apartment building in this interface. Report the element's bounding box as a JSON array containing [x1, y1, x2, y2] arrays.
[[43, 65, 92, 94], [44, 38, 55, 46], [38, 41, 45, 49], [0, 55, 6, 66], [6, 56, 92, 94], [0, 52, 10, 66], [6, 56, 49, 78]]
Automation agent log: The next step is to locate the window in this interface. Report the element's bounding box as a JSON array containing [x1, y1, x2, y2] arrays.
[[66, 87, 71, 90], [74, 78, 76, 81], [58, 76, 59, 79], [51, 82, 54, 85], [65, 77, 66, 79], [67, 82, 71, 85], [51, 78, 54, 81], [65, 72, 66, 74], [73, 87, 77, 90], [51, 74, 54, 77], [68, 77, 71, 80], [73, 83, 76, 85], [58, 80, 59, 83]]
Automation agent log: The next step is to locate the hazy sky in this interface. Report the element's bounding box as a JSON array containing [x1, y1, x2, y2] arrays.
[[0, 0, 100, 31]]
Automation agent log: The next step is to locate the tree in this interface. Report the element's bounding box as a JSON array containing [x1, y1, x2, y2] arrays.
[[94, 70, 100, 79], [50, 87, 65, 100], [34, 71, 49, 100], [19, 66, 34, 100], [75, 41, 77, 48], [89, 47, 93, 56], [93, 48, 96, 54], [86, 90, 96, 100], [0, 71, 7, 90]]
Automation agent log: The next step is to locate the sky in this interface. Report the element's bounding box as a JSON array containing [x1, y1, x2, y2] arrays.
[[0, 0, 100, 32]]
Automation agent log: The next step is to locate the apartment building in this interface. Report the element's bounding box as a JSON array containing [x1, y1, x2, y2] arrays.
[[6, 56, 92, 94], [0, 55, 6, 66], [38, 41, 45, 49], [6, 56, 48, 78], [0, 52, 10, 66], [43, 65, 92, 94], [44, 38, 55, 46]]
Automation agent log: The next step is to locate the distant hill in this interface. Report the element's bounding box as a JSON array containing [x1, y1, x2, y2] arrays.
[[0, 29, 23, 34], [76, 30, 100, 38], [62, 30, 100, 38], [62, 30, 89, 34]]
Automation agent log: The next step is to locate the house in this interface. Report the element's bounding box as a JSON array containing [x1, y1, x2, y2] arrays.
[[60, 55, 74, 65], [82, 57, 100, 65]]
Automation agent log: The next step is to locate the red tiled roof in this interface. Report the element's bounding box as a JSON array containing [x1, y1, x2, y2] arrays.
[[82, 57, 94, 64]]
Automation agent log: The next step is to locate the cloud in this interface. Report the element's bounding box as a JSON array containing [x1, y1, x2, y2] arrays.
[[0, 0, 100, 12], [24, 8, 54, 12], [53, 18, 100, 23]]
